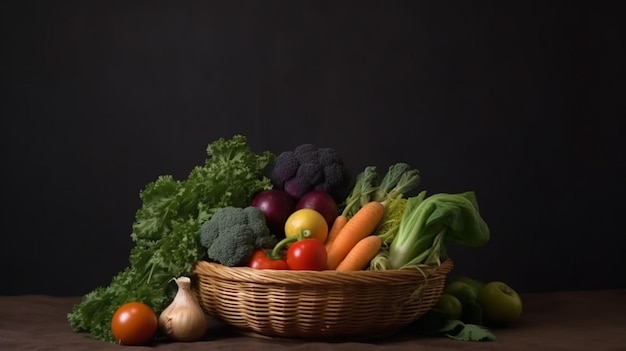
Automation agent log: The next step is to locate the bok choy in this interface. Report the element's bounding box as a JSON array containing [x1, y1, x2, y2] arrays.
[[372, 191, 490, 270]]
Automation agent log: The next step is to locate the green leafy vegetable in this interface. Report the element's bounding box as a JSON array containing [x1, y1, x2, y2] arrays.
[[342, 166, 379, 217], [372, 196, 408, 245], [371, 191, 490, 270], [411, 309, 496, 342], [342, 163, 420, 218], [371, 163, 421, 202], [436, 319, 496, 341], [449, 322, 495, 341], [67, 135, 274, 342]]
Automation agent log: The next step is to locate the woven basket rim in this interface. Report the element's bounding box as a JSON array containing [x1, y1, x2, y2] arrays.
[[193, 259, 453, 286]]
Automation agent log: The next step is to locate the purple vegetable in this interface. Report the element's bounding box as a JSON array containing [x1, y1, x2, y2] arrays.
[[251, 189, 295, 238], [295, 191, 338, 229]]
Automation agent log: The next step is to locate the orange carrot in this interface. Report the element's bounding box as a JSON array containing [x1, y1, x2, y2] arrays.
[[326, 201, 385, 270], [324, 215, 348, 250], [335, 235, 383, 271]]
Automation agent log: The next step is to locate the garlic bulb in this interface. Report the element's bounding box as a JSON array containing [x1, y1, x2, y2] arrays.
[[158, 276, 209, 342]]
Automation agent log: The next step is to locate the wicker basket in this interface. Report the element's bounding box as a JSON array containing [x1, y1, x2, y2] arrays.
[[193, 259, 453, 340]]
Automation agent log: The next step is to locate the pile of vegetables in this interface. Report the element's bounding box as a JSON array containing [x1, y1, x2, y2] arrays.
[[68, 136, 502, 345]]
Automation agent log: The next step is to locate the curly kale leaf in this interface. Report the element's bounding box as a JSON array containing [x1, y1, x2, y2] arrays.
[[67, 135, 274, 342]]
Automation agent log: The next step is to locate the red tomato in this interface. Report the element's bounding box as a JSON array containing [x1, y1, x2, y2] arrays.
[[111, 302, 158, 345], [286, 238, 328, 271], [248, 249, 289, 270]]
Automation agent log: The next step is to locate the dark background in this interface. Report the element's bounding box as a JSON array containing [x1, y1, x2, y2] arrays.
[[1, 1, 624, 296]]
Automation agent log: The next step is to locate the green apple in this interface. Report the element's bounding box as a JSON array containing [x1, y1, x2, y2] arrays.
[[434, 293, 463, 320], [477, 281, 523, 325]]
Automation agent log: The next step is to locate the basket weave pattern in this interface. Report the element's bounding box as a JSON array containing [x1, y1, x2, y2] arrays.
[[193, 259, 453, 339]]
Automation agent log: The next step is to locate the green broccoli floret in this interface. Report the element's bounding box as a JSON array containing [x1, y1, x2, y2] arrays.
[[269, 144, 351, 202], [198, 206, 277, 267]]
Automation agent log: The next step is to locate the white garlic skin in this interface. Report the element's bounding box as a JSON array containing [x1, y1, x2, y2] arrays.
[[158, 277, 209, 342]]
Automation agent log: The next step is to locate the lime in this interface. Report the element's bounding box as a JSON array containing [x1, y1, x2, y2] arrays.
[[448, 276, 485, 292], [434, 293, 463, 320], [444, 281, 478, 302]]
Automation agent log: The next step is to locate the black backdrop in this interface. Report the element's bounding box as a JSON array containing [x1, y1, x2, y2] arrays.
[[1, 1, 624, 296]]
